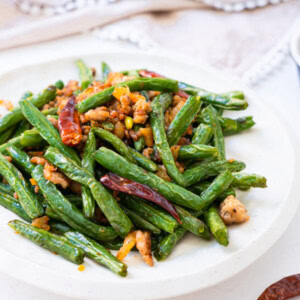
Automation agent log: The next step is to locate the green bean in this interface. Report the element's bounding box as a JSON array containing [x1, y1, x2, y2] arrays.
[[120, 204, 161, 234], [189, 182, 235, 200], [41, 107, 58, 116], [0, 136, 22, 154], [122, 195, 178, 233], [8, 219, 84, 264], [0, 182, 14, 196], [0, 86, 56, 134], [196, 114, 255, 136], [49, 221, 71, 234], [11, 121, 31, 138], [177, 144, 218, 161], [175, 205, 210, 239], [133, 125, 145, 152], [150, 99, 185, 186], [101, 61, 112, 81], [81, 130, 96, 218], [0, 125, 16, 145], [179, 82, 247, 110], [192, 123, 212, 145], [21, 91, 33, 100], [65, 194, 82, 207], [0, 152, 43, 218], [44, 147, 133, 237], [232, 173, 267, 189], [76, 59, 93, 90], [222, 116, 255, 136], [167, 96, 202, 146], [77, 78, 179, 113], [54, 80, 64, 89], [183, 159, 245, 187], [20, 99, 80, 165], [92, 127, 135, 163], [128, 147, 158, 172], [155, 93, 172, 112], [202, 105, 225, 160], [154, 226, 186, 261], [0, 191, 31, 222], [45, 205, 62, 221], [20, 128, 45, 148], [65, 231, 127, 277], [32, 164, 118, 241], [204, 205, 229, 246], [94, 147, 203, 210], [198, 170, 233, 211], [7, 146, 35, 174]]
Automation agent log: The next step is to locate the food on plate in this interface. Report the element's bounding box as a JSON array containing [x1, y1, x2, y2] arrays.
[[0, 59, 266, 276]]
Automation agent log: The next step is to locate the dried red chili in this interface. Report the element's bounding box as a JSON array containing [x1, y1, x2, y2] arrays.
[[139, 70, 164, 78], [258, 274, 300, 300], [176, 90, 190, 99], [58, 96, 82, 146], [100, 172, 181, 223]]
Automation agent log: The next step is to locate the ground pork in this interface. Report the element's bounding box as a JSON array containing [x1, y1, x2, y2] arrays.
[[220, 195, 250, 225]]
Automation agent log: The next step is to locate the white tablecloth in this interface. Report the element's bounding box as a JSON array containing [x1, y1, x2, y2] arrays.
[[0, 33, 299, 299]]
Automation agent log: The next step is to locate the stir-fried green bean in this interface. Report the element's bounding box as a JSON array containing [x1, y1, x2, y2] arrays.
[[9, 220, 84, 264], [0, 191, 32, 222], [183, 159, 245, 187], [150, 99, 185, 186], [76, 59, 93, 90], [202, 105, 226, 160], [167, 96, 202, 146], [192, 123, 213, 145], [204, 205, 229, 246], [65, 231, 127, 276], [232, 173, 267, 189], [177, 144, 218, 161], [122, 195, 178, 233], [0, 152, 43, 219], [92, 127, 135, 163], [128, 147, 158, 172], [0, 86, 56, 134], [154, 226, 186, 261], [120, 204, 161, 234], [101, 61, 112, 81], [81, 130, 96, 218]]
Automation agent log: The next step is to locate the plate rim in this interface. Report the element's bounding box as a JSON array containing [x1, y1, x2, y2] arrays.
[[0, 50, 298, 300]]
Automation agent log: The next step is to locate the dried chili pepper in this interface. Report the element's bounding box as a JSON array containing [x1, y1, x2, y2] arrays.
[[176, 90, 190, 99], [139, 70, 164, 78], [258, 274, 300, 300], [100, 172, 181, 223], [58, 96, 82, 146]]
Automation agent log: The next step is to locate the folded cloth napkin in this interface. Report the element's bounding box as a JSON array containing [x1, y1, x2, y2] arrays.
[[0, 0, 206, 50]]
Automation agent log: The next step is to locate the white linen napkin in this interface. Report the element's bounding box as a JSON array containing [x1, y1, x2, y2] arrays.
[[0, 0, 206, 50]]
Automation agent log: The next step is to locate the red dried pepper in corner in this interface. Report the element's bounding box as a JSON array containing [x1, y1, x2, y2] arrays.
[[258, 274, 300, 300], [58, 96, 82, 147], [100, 172, 181, 223]]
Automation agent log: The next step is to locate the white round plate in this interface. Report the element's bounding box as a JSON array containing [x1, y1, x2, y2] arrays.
[[0, 52, 298, 300]]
